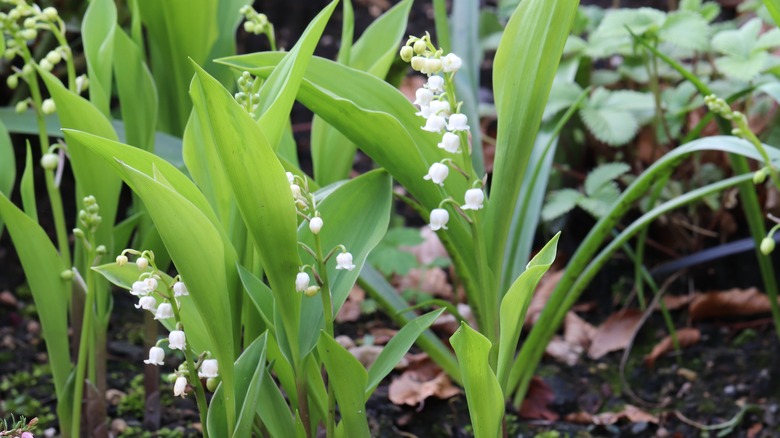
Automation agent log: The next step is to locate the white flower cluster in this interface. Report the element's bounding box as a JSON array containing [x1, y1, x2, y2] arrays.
[[116, 249, 216, 399]]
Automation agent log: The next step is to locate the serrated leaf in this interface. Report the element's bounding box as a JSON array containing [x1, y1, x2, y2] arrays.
[[716, 52, 768, 81], [587, 8, 666, 57], [580, 88, 653, 146], [544, 81, 584, 122], [541, 189, 581, 222], [659, 11, 710, 51], [578, 182, 621, 218], [367, 246, 418, 276], [584, 162, 631, 196], [712, 18, 762, 57]]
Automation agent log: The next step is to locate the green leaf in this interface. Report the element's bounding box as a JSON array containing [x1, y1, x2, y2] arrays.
[[82, 0, 116, 115], [317, 332, 370, 437], [496, 233, 559, 390], [578, 183, 622, 218], [366, 308, 445, 395], [232, 333, 268, 438], [659, 10, 710, 51], [543, 81, 584, 122], [580, 88, 653, 146], [0, 119, 14, 236], [297, 170, 392, 353], [0, 194, 70, 399], [486, 0, 577, 291], [584, 162, 631, 196], [450, 323, 504, 438], [237, 265, 275, 332], [256, 366, 297, 437], [189, 63, 302, 364], [113, 27, 158, 151], [586, 8, 666, 57], [541, 188, 581, 222], [20, 143, 37, 221], [712, 18, 780, 80], [367, 246, 418, 276], [255, 1, 338, 150], [764, 0, 780, 27]]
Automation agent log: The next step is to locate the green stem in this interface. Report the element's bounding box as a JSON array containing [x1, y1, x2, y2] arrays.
[[71, 247, 96, 438], [313, 234, 336, 438], [470, 215, 498, 364]]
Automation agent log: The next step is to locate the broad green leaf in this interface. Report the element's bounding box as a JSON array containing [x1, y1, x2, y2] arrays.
[[82, 0, 116, 115], [450, 323, 503, 438], [91, 262, 211, 353], [487, 0, 578, 289], [183, 110, 232, 223], [712, 18, 780, 81], [137, 0, 242, 135], [0, 193, 70, 398], [659, 10, 710, 51], [255, 0, 337, 150], [190, 63, 302, 364], [233, 333, 268, 438], [496, 233, 559, 390], [584, 162, 631, 196], [38, 68, 121, 253], [764, 0, 780, 27], [578, 183, 622, 218], [317, 332, 371, 438], [113, 28, 158, 151], [237, 265, 275, 332], [297, 170, 392, 353], [349, 0, 412, 76], [257, 367, 296, 437], [541, 188, 580, 222], [20, 143, 37, 221], [586, 8, 666, 57], [0, 119, 13, 236], [366, 308, 445, 395]]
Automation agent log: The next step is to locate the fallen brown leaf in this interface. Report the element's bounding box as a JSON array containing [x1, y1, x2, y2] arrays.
[[396, 267, 453, 299], [400, 75, 425, 103], [388, 355, 460, 406], [519, 377, 559, 421], [401, 227, 449, 266], [567, 405, 657, 426], [431, 304, 474, 336], [587, 309, 643, 359], [644, 328, 701, 368], [564, 312, 596, 351], [349, 345, 384, 369], [545, 336, 583, 366], [525, 270, 564, 326], [335, 286, 365, 323], [690, 287, 775, 320], [660, 294, 696, 311], [369, 327, 398, 345]]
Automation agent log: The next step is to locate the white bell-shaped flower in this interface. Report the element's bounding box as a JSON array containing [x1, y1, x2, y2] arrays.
[[135, 296, 157, 312], [290, 184, 302, 199], [429, 208, 449, 231], [116, 255, 128, 266], [286, 171, 295, 184], [426, 75, 445, 94], [309, 217, 323, 234], [173, 281, 189, 297], [174, 376, 187, 398], [296, 272, 310, 292], [415, 105, 433, 119], [422, 115, 447, 133], [429, 100, 451, 117], [424, 58, 442, 74], [198, 359, 219, 378], [130, 281, 147, 296], [414, 88, 434, 107], [335, 252, 356, 271], [168, 330, 186, 350], [442, 53, 463, 73], [423, 162, 449, 186], [144, 346, 164, 366], [143, 277, 158, 294], [447, 113, 470, 132], [154, 302, 174, 320], [462, 188, 485, 210], [437, 132, 461, 153]]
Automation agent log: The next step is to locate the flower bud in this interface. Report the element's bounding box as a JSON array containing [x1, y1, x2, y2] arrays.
[[753, 169, 768, 185], [40, 153, 59, 170], [116, 255, 128, 266], [76, 75, 89, 92], [21, 29, 37, 41], [429, 208, 449, 231], [410, 56, 426, 72], [296, 272, 310, 292], [243, 21, 255, 33], [41, 98, 56, 115], [6, 75, 18, 89], [96, 245, 107, 255], [136, 257, 149, 270], [73, 228, 85, 239], [413, 39, 427, 55], [761, 237, 775, 255], [174, 376, 187, 398], [60, 270, 74, 281], [400, 45, 414, 62], [15, 101, 28, 113], [309, 216, 323, 234], [304, 285, 320, 297], [424, 58, 442, 74], [24, 18, 36, 28], [46, 50, 62, 65], [206, 377, 219, 392], [43, 7, 58, 19]]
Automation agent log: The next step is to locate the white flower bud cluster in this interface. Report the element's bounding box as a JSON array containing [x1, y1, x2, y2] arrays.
[[239, 5, 272, 36], [1, 2, 65, 66], [234, 71, 261, 116]]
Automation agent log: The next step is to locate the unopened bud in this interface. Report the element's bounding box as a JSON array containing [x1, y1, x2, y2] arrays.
[[46, 50, 62, 65], [40, 59, 53, 71], [40, 153, 59, 170], [753, 168, 769, 185], [15, 101, 27, 113], [6, 75, 18, 89], [425, 58, 442, 74], [400, 45, 414, 62], [206, 377, 219, 392], [410, 56, 426, 72], [413, 39, 427, 54], [116, 255, 128, 266], [43, 7, 58, 20], [96, 245, 107, 255], [24, 18, 35, 28], [73, 228, 85, 239], [761, 237, 776, 255], [21, 29, 37, 41], [304, 285, 320, 297], [309, 216, 323, 234], [60, 270, 74, 281], [243, 21, 255, 33], [41, 98, 56, 115], [136, 257, 149, 270]]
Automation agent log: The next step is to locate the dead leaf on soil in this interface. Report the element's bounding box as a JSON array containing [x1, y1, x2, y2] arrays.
[[396, 267, 453, 300], [565, 404, 658, 425], [519, 377, 559, 421], [401, 227, 449, 266], [564, 312, 596, 350], [369, 327, 398, 345], [545, 336, 583, 366], [349, 344, 385, 369], [388, 355, 460, 406], [525, 270, 564, 326], [400, 75, 425, 103], [644, 327, 702, 368], [431, 303, 474, 336], [689, 287, 775, 320], [335, 285, 365, 323], [587, 309, 643, 359], [660, 294, 696, 311]]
